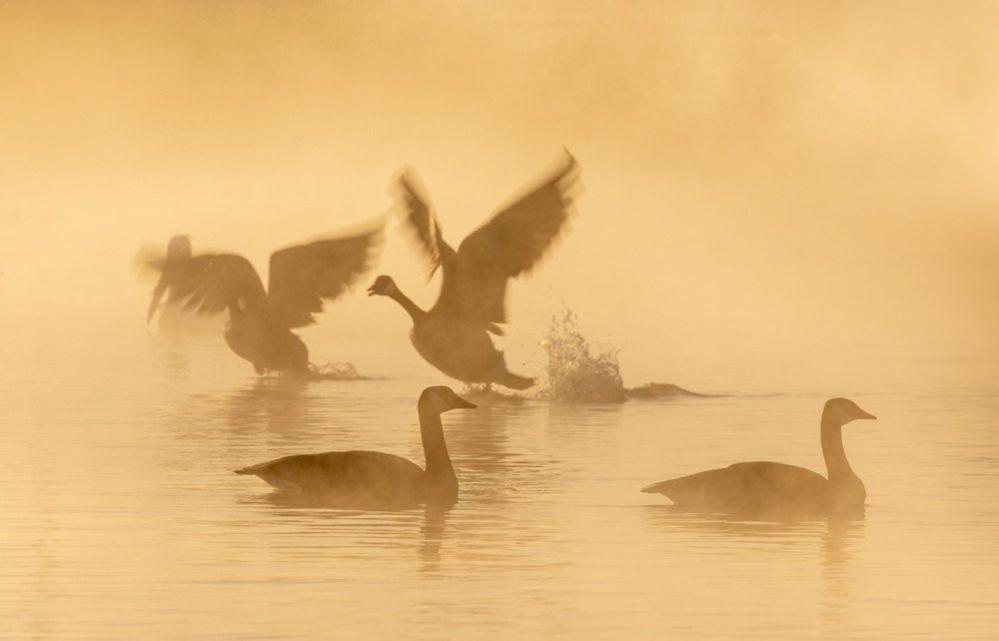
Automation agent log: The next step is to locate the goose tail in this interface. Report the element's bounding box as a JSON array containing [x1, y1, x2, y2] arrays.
[[641, 480, 672, 494]]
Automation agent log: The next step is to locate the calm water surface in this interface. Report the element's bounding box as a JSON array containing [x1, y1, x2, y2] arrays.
[[3, 313, 998, 640]]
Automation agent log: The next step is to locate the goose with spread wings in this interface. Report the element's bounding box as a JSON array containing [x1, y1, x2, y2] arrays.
[[368, 152, 578, 389], [145, 220, 383, 374]]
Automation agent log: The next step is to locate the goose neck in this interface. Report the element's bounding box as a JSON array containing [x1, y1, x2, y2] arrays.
[[418, 404, 455, 480], [820, 414, 854, 483], [389, 286, 426, 323]]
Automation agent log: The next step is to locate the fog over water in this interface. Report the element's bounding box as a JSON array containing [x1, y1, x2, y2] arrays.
[[2, 2, 998, 639]]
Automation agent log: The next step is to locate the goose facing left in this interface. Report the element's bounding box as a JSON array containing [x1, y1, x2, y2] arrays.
[[234, 386, 476, 509], [143, 220, 383, 374], [368, 152, 578, 389]]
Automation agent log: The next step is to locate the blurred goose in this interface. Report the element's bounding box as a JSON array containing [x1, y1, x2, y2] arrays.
[[368, 152, 578, 389], [144, 235, 221, 334], [235, 386, 476, 508], [642, 398, 876, 518], [144, 220, 383, 374]]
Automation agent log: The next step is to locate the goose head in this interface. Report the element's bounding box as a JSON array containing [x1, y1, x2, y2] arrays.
[[166, 235, 192, 262], [420, 386, 478, 414], [367, 275, 397, 297], [824, 397, 877, 427]]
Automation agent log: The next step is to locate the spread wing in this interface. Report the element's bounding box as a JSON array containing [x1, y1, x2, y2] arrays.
[[397, 171, 456, 278], [267, 221, 384, 328], [143, 235, 193, 321], [435, 151, 578, 326], [158, 253, 268, 317]]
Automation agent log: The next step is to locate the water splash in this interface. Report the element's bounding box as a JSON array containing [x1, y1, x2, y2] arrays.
[[307, 362, 369, 381], [461, 384, 528, 404], [540, 307, 627, 403], [539, 306, 714, 403]]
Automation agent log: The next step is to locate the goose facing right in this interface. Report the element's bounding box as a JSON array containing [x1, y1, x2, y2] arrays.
[[235, 386, 476, 509], [368, 152, 578, 389], [642, 398, 876, 519]]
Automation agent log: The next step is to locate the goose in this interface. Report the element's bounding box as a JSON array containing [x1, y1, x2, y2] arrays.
[[642, 398, 876, 518], [368, 152, 578, 389], [234, 386, 477, 509], [144, 220, 383, 374]]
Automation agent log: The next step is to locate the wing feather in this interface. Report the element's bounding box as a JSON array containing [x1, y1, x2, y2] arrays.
[[155, 252, 267, 318], [436, 151, 579, 325], [397, 170, 456, 278], [267, 220, 384, 328]]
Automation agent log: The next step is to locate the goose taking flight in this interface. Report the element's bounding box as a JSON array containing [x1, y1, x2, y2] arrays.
[[368, 152, 578, 389], [642, 398, 876, 519], [235, 386, 476, 509], [144, 220, 383, 374]]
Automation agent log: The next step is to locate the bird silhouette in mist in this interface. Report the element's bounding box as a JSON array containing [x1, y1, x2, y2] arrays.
[[234, 385, 476, 509], [368, 151, 579, 390], [642, 398, 876, 520], [143, 219, 383, 375]]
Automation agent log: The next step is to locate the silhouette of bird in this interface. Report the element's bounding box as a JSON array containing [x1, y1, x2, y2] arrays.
[[144, 220, 383, 374], [368, 152, 578, 389], [234, 385, 476, 509], [642, 398, 876, 519]]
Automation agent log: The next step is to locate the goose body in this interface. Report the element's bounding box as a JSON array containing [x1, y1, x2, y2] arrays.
[[368, 152, 578, 390], [223, 313, 309, 374], [409, 311, 531, 389], [642, 398, 875, 519], [143, 221, 383, 374], [235, 386, 476, 509]]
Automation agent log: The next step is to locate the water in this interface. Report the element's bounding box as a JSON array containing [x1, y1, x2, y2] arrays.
[[3, 311, 998, 640]]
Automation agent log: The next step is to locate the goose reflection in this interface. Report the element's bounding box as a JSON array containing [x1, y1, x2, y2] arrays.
[[643, 506, 864, 567], [222, 377, 320, 441]]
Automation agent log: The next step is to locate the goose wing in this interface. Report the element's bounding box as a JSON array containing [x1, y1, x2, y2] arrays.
[[142, 235, 193, 321], [236, 451, 425, 507], [152, 252, 268, 318], [435, 152, 578, 326], [267, 222, 384, 328], [397, 171, 456, 278], [643, 462, 828, 515]]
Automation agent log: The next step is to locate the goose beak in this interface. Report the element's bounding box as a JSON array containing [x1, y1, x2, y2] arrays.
[[366, 285, 376, 296], [858, 409, 877, 421], [454, 397, 477, 410]]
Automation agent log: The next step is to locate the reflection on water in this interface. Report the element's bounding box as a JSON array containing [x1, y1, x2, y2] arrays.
[[3, 319, 999, 640]]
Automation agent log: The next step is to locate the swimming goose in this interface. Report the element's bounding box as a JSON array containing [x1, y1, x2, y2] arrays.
[[368, 152, 578, 389], [234, 386, 476, 509], [642, 398, 876, 518], [144, 220, 383, 374]]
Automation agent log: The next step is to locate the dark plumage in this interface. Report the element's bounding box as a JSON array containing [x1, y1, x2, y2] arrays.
[[642, 398, 876, 519], [368, 152, 579, 389], [143, 220, 383, 374], [235, 386, 476, 509]]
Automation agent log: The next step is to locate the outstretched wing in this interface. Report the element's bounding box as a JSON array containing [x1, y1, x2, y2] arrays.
[[143, 235, 193, 321], [435, 151, 578, 326], [397, 170, 456, 278], [159, 253, 268, 317], [267, 221, 384, 328]]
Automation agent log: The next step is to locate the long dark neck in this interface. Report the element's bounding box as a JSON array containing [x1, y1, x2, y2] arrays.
[[418, 404, 455, 479], [387, 286, 426, 324], [820, 413, 854, 483]]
